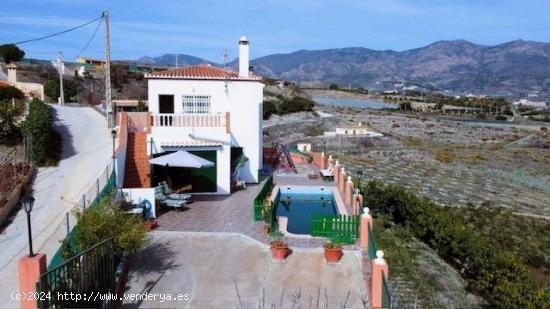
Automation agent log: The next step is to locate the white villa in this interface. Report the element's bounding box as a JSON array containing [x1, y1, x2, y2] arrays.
[[138, 36, 264, 195]]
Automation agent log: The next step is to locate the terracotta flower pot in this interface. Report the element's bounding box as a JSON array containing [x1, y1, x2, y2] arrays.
[[144, 218, 158, 231], [270, 240, 289, 261], [323, 244, 343, 263]]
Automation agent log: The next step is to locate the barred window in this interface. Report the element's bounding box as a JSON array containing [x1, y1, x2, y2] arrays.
[[182, 95, 211, 114]]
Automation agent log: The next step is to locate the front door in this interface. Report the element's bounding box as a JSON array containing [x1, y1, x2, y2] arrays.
[[159, 95, 174, 113]]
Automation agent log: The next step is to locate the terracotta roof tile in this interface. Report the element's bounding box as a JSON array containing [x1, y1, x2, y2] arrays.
[[0, 80, 11, 88], [145, 64, 261, 81]]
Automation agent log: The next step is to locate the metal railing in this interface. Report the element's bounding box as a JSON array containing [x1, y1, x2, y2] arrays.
[[382, 275, 392, 309], [48, 166, 116, 270], [311, 214, 360, 244], [367, 225, 378, 260], [151, 113, 227, 128], [80, 164, 115, 210], [37, 237, 121, 309]]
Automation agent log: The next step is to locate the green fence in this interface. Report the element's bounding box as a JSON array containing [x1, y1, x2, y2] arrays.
[[311, 214, 359, 244], [48, 170, 116, 270], [253, 175, 274, 221], [367, 225, 378, 260], [37, 237, 120, 309], [382, 275, 392, 309]]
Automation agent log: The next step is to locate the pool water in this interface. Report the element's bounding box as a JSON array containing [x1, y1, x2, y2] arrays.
[[313, 97, 398, 110], [275, 187, 338, 234]]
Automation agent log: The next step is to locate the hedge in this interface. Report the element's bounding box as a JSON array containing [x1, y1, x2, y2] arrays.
[[21, 100, 51, 165]]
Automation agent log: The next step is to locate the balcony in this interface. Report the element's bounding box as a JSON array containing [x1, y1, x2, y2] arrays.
[[151, 112, 230, 132]]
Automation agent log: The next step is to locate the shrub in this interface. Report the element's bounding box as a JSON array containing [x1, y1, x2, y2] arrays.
[[44, 78, 79, 102], [435, 149, 454, 163], [495, 115, 507, 121], [277, 96, 314, 115], [361, 181, 549, 308], [329, 83, 338, 90], [21, 100, 51, 165], [263, 100, 277, 119], [0, 102, 22, 144], [73, 191, 148, 253], [0, 85, 25, 101]]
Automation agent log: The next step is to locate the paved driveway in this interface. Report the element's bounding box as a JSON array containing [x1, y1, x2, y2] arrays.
[[123, 231, 368, 309], [0, 105, 112, 308]]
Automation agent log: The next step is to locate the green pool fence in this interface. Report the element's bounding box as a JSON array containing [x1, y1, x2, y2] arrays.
[[253, 175, 273, 221], [311, 214, 359, 244]]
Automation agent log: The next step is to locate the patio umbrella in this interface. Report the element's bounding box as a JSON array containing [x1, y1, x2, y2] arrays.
[[149, 151, 215, 168]]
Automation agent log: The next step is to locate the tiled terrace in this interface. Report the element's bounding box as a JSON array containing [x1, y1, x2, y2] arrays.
[[156, 163, 350, 248]]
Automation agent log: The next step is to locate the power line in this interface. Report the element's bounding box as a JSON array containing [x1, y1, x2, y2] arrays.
[[77, 15, 104, 58], [13, 14, 103, 45]]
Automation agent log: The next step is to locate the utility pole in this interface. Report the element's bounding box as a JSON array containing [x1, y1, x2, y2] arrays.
[[57, 51, 64, 105], [104, 9, 114, 127]]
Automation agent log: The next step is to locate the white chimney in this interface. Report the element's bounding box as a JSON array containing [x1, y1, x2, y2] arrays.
[[239, 36, 249, 77], [6, 63, 17, 85]]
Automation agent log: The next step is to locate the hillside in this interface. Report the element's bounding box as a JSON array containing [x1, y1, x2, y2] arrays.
[[138, 40, 550, 100]]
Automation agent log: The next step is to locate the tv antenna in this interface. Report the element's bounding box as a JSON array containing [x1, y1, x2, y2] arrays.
[[222, 50, 231, 94]]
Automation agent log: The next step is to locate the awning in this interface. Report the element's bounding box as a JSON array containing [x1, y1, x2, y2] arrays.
[[149, 151, 215, 168]]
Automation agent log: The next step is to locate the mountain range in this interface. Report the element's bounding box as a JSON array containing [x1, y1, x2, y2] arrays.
[[136, 40, 550, 100]]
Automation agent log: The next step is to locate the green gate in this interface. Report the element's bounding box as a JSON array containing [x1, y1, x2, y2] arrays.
[[253, 175, 273, 221], [311, 214, 359, 244], [36, 237, 121, 308]]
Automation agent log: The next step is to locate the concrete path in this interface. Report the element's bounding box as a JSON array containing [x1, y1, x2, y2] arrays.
[[0, 104, 112, 308], [123, 231, 368, 309]]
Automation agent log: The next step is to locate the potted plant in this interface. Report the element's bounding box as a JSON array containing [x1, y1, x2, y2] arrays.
[[269, 232, 289, 261], [262, 200, 274, 237], [323, 238, 343, 263]]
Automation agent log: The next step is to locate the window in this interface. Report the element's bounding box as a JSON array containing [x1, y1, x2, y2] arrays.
[[182, 95, 211, 114], [159, 95, 174, 113]]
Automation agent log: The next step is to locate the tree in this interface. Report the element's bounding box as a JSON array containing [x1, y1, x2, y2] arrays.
[[329, 83, 338, 90], [44, 78, 79, 102], [0, 85, 24, 101], [0, 44, 25, 63]]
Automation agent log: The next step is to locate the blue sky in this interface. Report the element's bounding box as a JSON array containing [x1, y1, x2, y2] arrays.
[[1, 0, 549, 62]]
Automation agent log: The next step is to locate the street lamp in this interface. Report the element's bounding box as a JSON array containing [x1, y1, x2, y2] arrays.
[[21, 195, 35, 257], [111, 129, 117, 179], [356, 170, 364, 189]]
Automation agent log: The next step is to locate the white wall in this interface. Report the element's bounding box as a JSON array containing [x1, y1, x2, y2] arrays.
[[148, 78, 264, 185], [120, 188, 156, 218]]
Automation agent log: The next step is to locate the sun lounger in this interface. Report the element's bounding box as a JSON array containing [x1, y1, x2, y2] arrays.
[[154, 186, 189, 211], [319, 169, 334, 181], [160, 181, 192, 201]]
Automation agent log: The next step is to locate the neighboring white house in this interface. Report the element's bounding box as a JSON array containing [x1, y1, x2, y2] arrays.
[[513, 99, 547, 108], [144, 36, 264, 194], [324, 122, 383, 137], [4, 63, 45, 101]]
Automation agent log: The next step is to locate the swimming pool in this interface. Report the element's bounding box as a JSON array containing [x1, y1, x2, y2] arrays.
[[275, 186, 338, 235]]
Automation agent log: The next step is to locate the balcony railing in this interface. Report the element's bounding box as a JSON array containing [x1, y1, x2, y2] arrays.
[[151, 113, 229, 132]]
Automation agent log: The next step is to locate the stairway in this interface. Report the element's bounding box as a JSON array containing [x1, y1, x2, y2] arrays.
[[123, 132, 150, 188]]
